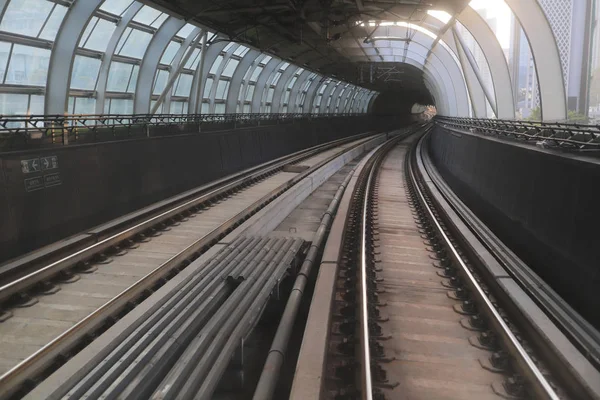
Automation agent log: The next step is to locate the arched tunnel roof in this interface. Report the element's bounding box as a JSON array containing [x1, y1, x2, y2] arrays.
[[0, 0, 571, 120]]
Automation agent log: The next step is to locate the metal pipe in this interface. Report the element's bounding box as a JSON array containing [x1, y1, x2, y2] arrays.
[[107, 238, 276, 400], [193, 32, 208, 116], [177, 239, 299, 399], [67, 237, 262, 398], [150, 238, 288, 399], [252, 164, 357, 400], [194, 239, 305, 400]]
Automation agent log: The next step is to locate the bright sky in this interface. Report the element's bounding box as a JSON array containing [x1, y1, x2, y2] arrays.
[[469, 0, 512, 49]]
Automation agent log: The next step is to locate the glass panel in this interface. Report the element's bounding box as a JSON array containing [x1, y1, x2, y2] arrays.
[[233, 46, 249, 57], [100, 0, 133, 16], [170, 101, 184, 114], [107, 62, 133, 92], [182, 101, 188, 114], [249, 66, 263, 82], [266, 87, 274, 103], [80, 17, 97, 47], [116, 27, 131, 53], [177, 23, 196, 39], [201, 102, 209, 113], [39, 4, 67, 41], [109, 98, 133, 114], [71, 56, 101, 90], [0, 42, 11, 83], [161, 42, 180, 65], [153, 70, 168, 95], [245, 85, 255, 101], [0, 93, 29, 115], [203, 77, 214, 97], [68, 96, 75, 114], [221, 59, 239, 78], [74, 97, 96, 114], [5, 45, 50, 86], [280, 62, 289, 71], [184, 48, 201, 69], [0, 0, 54, 37], [151, 13, 168, 28], [127, 65, 139, 93], [209, 55, 223, 74], [223, 42, 235, 52], [215, 80, 229, 100], [243, 104, 251, 113], [118, 29, 152, 59], [30, 95, 43, 115], [282, 105, 287, 113], [133, 5, 162, 25], [82, 18, 117, 52], [264, 105, 271, 113], [174, 73, 193, 96], [283, 90, 290, 104], [287, 76, 298, 89], [214, 103, 226, 114], [261, 55, 272, 65], [271, 72, 282, 86]]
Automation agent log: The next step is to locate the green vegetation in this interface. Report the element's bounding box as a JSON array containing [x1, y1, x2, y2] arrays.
[[525, 106, 589, 123]]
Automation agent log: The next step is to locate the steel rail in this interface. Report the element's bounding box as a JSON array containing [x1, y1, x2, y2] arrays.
[[359, 155, 375, 400], [0, 132, 380, 399], [0, 131, 372, 300], [408, 134, 561, 400]]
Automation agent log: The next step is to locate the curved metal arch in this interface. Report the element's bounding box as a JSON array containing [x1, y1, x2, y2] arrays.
[[319, 80, 340, 114], [94, 2, 143, 114], [163, 27, 203, 112], [329, 83, 347, 113], [288, 70, 314, 113], [348, 88, 366, 113], [225, 49, 261, 113], [206, 42, 241, 112], [366, 92, 378, 113], [443, 28, 487, 117], [250, 58, 281, 113], [303, 76, 326, 113], [271, 66, 300, 113], [134, 17, 185, 113], [421, 36, 470, 116], [189, 38, 227, 113], [457, 7, 515, 119], [352, 89, 368, 113], [311, 78, 332, 113], [339, 85, 355, 113], [238, 53, 267, 112], [367, 27, 468, 116], [504, 0, 567, 121], [423, 73, 445, 114], [424, 78, 445, 115], [424, 67, 451, 115], [45, 0, 103, 114], [259, 62, 289, 112]]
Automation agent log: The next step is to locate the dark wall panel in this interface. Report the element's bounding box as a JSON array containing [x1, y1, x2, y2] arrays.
[[0, 116, 406, 262], [428, 126, 600, 327]]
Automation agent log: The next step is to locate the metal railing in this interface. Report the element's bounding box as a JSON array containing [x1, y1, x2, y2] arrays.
[[0, 112, 365, 151], [435, 116, 600, 150]]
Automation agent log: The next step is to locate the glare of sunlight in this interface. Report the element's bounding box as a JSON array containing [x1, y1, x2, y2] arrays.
[[427, 10, 452, 24]]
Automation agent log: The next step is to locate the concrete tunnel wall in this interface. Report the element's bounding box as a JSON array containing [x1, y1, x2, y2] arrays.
[[428, 126, 600, 328], [0, 116, 408, 263]]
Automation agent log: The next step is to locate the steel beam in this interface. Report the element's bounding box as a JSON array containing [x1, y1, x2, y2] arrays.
[[45, 0, 102, 114], [134, 17, 185, 113]]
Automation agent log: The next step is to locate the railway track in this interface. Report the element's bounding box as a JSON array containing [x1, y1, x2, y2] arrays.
[[0, 132, 381, 399], [291, 127, 600, 400]]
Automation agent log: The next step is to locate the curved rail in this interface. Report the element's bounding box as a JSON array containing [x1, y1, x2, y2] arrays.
[[407, 133, 561, 399]]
